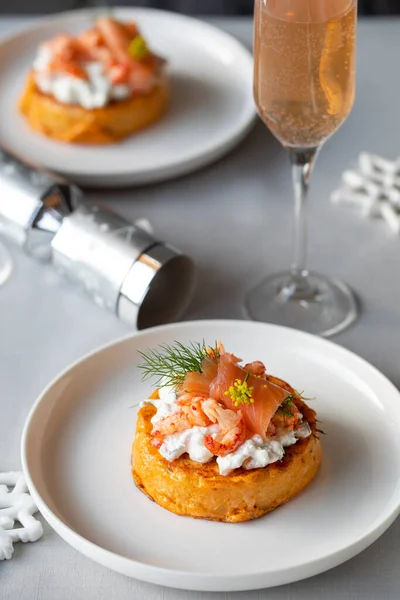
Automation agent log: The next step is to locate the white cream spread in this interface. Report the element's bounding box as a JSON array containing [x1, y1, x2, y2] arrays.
[[142, 383, 312, 476], [150, 384, 179, 423], [159, 424, 220, 464], [32, 46, 131, 109], [216, 426, 311, 476]]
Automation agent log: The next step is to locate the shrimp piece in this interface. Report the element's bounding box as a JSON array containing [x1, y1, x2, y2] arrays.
[[269, 402, 302, 435], [45, 34, 75, 57], [48, 55, 87, 79], [217, 341, 225, 355], [78, 28, 103, 56], [202, 399, 246, 457], [96, 17, 132, 65], [127, 60, 158, 92], [243, 362, 296, 396], [151, 399, 211, 449], [108, 62, 131, 85], [123, 21, 139, 38], [76, 30, 118, 81], [244, 360, 266, 377], [206, 340, 226, 361], [45, 34, 88, 79], [78, 28, 113, 67], [176, 392, 207, 406]]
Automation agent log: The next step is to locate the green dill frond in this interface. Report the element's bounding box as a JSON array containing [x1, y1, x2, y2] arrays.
[[137, 340, 220, 389], [277, 391, 304, 417]]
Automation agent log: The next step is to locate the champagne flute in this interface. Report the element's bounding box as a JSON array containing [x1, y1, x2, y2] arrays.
[[246, 0, 358, 336]]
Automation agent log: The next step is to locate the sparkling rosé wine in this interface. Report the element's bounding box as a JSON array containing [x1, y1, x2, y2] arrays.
[[254, 0, 357, 149]]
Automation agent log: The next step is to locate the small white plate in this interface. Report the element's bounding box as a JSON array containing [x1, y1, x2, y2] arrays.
[[0, 8, 255, 187], [22, 320, 400, 591]]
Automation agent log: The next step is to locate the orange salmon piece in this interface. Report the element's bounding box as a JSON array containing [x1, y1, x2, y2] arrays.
[[210, 353, 290, 439]]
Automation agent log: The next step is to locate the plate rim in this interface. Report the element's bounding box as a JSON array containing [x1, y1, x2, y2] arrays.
[[0, 7, 257, 187], [21, 319, 400, 591]]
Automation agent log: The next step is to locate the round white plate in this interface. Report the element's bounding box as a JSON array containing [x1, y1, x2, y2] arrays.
[[22, 320, 400, 592], [0, 8, 255, 187]]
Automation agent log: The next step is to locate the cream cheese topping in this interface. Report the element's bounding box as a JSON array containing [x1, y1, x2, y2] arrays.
[[142, 383, 312, 476], [32, 46, 131, 109], [158, 424, 220, 464]]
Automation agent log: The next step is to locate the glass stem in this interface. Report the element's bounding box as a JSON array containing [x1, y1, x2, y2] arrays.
[[288, 147, 319, 289]]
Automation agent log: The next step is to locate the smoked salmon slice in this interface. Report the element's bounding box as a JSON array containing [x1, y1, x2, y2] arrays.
[[210, 353, 290, 439], [179, 357, 218, 396], [181, 352, 294, 440]]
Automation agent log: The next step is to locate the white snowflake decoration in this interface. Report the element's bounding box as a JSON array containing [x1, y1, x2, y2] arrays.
[[0, 472, 43, 560], [331, 152, 400, 234]]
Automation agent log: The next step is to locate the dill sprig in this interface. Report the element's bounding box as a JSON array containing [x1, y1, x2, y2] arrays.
[[137, 340, 220, 389], [277, 392, 303, 417]]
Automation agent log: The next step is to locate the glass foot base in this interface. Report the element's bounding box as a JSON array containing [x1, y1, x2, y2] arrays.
[[0, 242, 12, 287], [244, 271, 358, 337]]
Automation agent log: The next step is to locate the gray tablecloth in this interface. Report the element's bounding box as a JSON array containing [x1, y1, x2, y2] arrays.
[[1, 14, 400, 600]]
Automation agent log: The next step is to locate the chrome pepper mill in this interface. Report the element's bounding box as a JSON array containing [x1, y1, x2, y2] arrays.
[[0, 150, 195, 329], [0, 148, 80, 260], [51, 204, 195, 329]]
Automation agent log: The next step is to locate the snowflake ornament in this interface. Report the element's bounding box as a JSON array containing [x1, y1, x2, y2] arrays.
[[0, 472, 43, 560], [331, 152, 400, 235]]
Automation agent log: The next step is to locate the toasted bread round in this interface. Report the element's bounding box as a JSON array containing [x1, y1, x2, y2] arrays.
[[131, 400, 321, 523], [19, 72, 169, 144]]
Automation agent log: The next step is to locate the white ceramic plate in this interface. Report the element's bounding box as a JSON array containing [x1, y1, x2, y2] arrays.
[[22, 320, 400, 592], [0, 8, 255, 187]]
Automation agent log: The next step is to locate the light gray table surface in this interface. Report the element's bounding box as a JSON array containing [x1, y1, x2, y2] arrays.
[[1, 13, 400, 600]]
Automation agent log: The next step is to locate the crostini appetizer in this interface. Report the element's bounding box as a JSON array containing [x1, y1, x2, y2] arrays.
[[132, 341, 321, 523], [19, 17, 169, 143]]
